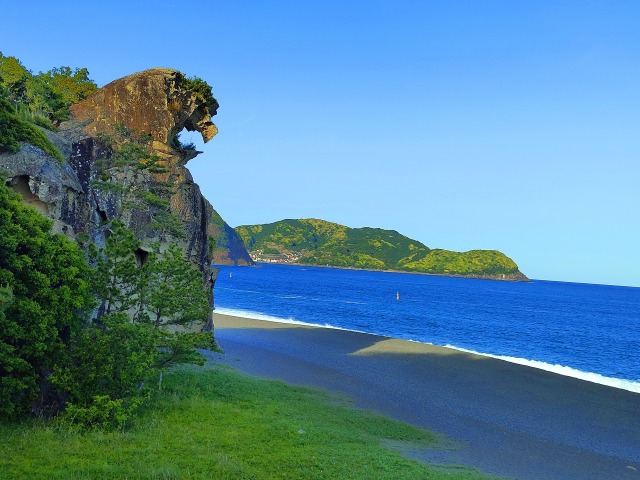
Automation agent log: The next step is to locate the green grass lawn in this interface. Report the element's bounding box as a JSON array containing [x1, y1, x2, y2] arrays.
[[0, 365, 497, 479]]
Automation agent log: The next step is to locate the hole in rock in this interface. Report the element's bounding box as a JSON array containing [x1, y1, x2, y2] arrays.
[[134, 248, 150, 267], [7, 176, 48, 215], [172, 127, 204, 151]]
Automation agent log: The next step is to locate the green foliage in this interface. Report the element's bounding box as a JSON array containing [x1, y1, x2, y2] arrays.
[[92, 125, 185, 240], [0, 180, 94, 418], [236, 218, 523, 277], [14, 103, 56, 131], [0, 52, 97, 124], [0, 366, 495, 479], [145, 244, 210, 328], [237, 219, 430, 269], [95, 124, 159, 172], [399, 249, 520, 276], [51, 313, 156, 430], [0, 283, 13, 311], [64, 393, 145, 431], [52, 313, 211, 430], [0, 53, 29, 104], [140, 191, 168, 208], [89, 221, 139, 315], [89, 222, 209, 328], [63, 314, 157, 402], [0, 185, 209, 425], [35, 66, 97, 121], [154, 331, 211, 370], [77, 225, 211, 427], [0, 52, 97, 162], [181, 75, 218, 112], [0, 98, 64, 162]]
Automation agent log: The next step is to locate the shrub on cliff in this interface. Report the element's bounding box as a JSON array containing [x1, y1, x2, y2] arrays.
[[93, 125, 189, 241], [0, 97, 64, 162], [181, 75, 218, 112]]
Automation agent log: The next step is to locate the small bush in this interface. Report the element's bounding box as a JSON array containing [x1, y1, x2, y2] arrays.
[[63, 394, 145, 431], [0, 98, 64, 162], [15, 104, 56, 131], [181, 75, 218, 112]]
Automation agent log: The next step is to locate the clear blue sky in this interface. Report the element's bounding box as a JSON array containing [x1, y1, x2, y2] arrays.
[[2, 1, 639, 287]]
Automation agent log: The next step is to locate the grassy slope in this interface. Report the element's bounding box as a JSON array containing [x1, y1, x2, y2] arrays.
[[0, 365, 496, 479], [236, 219, 522, 277], [0, 99, 64, 163]]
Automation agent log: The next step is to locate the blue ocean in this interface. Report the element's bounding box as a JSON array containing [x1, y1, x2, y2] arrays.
[[213, 263, 640, 393]]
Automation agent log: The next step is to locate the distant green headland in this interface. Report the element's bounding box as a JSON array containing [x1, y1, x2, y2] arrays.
[[236, 218, 529, 281]]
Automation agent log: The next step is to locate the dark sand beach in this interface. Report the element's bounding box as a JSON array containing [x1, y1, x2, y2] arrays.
[[205, 313, 640, 480]]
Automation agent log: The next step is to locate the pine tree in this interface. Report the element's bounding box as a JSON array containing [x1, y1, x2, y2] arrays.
[[89, 221, 139, 316], [146, 244, 210, 329]]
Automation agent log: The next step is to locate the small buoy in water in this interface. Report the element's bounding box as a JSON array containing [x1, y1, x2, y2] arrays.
[[230, 272, 232, 278], [396, 291, 400, 301]]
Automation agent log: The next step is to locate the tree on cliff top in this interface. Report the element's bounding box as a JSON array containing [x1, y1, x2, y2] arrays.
[[36, 66, 97, 119], [0, 52, 97, 124]]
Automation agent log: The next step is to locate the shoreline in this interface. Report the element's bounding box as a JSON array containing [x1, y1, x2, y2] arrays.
[[239, 261, 530, 282], [207, 311, 640, 480], [214, 307, 640, 394]]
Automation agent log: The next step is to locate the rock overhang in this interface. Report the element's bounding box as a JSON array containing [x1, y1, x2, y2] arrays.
[[67, 68, 218, 160]]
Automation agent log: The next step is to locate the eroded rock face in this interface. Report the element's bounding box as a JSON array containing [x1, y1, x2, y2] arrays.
[[69, 68, 218, 148], [57, 67, 252, 271], [0, 141, 94, 239], [1, 68, 253, 332]]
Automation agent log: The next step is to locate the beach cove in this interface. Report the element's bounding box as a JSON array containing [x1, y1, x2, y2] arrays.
[[213, 264, 640, 391], [207, 313, 640, 480]]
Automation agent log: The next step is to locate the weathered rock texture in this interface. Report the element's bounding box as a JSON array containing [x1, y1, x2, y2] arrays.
[[68, 68, 219, 162], [1, 68, 253, 332]]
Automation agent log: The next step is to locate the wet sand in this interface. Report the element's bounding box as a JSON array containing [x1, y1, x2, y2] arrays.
[[204, 313, 640, 480]]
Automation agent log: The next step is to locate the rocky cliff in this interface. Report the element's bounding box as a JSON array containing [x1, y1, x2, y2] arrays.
[[1, 68, 253, 330]]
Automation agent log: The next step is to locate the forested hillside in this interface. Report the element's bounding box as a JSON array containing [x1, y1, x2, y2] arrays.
[[236, 219, 528, 280]]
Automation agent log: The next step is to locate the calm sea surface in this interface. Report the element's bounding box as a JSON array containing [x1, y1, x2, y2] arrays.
[[213, 263, 640, 393]]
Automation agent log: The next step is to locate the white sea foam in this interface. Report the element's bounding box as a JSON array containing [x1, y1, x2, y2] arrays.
[[214, 308, 368, 333], [218, 287, 264, 295], [443, 344, 640, 394]]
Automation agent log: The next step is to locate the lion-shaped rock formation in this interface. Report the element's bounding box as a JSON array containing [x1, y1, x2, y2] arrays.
[[1, 68, 253, 333]]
